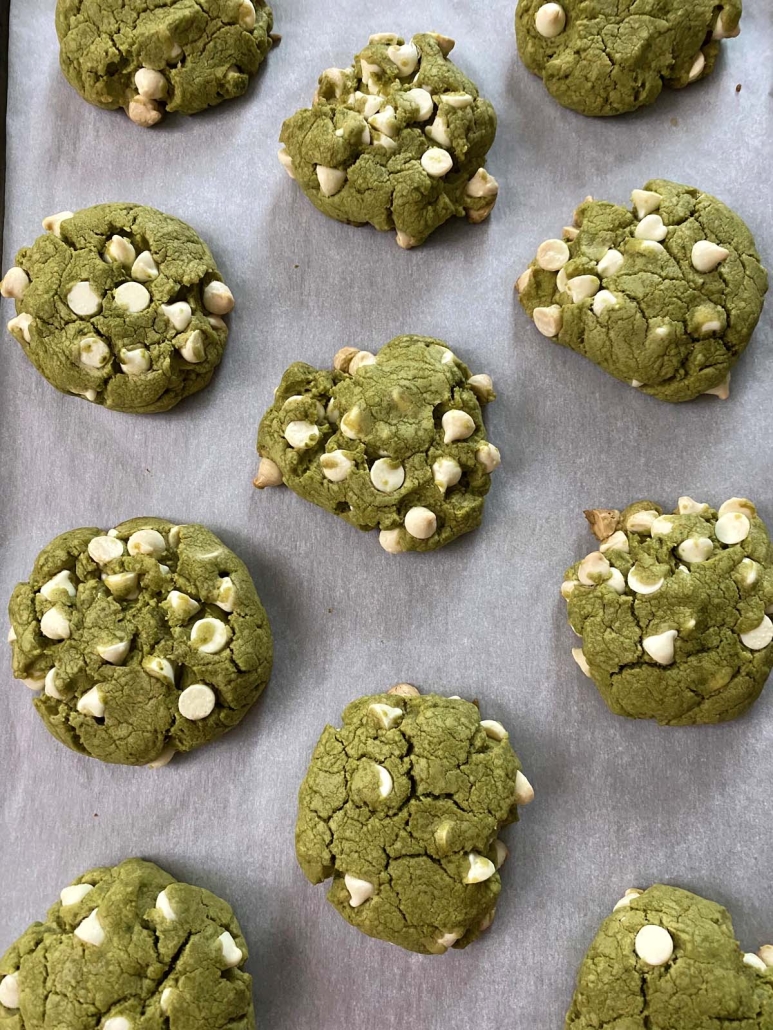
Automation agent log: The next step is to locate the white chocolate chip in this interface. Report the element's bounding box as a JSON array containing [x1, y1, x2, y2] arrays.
[[104, 236, 136, 266], [426, 114, 451, 147], [678, 496, 709, 515], [79, 336, 111, 368], [404, 507, 437, 540], [0, 974, 19, 1011], [627, 564, 664, 595], [156, 888, 176, 920], [464, 853, 496, 884], [600, 531, 629, 554], [42, 211, 74, 237], [607, 568, 626, 594], [102, 572, 139, 598], [466, 168, 499, 198], [560, 581, 577, 599], [368, 33, 399, 44], [613, 890, 642, 911], [476, 443, 501, 473], [203, 281, 235, 315], [218, 931, 243, 968], [96, 640, 130, 665], [514, 770, 535, 805], [635, 925, 673, 966], [166, 591, 201, 619], [635, 214, 668, 242], [130, 251, 159, 283], [104, 1019, 131, 1030], [77, 686, 105, 718], [215, 578, 236, 613], [45, 667, 64, 699], [253, 456, 283, 489], [369, 105, 398, 138], [160, 301, 192, 332], [597, 249, 624, 277], [626, 510, 659, 535], [40, 570, 77, 601], [481, 719, 507, 741], [119, 347, 151, 374], [370, 458, 405, 494], [74, 909, 105, 946], [578, 551, 610, 586], [713, 11, 741, 39], [631, 190, 662, 218], [536, 239, 570, 271], [142, 656, 175, 685], [442, 410, 475, 443], [719, 498, 756, 518], [740, 616, 773, 651], [442, 91, 473, 109], [128, 529, 166, 558], [375, 764, 393, 797], [743, 952, 767, 973], [135, 66, 168, 101], [643, 629, 678, 665], [0, 266, 29, 299], [379, 529, 404, 554], [387, 41, 419, 76], [284, 420, 320, 450], [146, 746, 175, 770], [68, 281, 102, 317], [715, 512, 750, 544], [178, 329, 205, 363], [691, 240, 729, 273], [316, 165, 347, 197], [651, 515, 676, 537], [572, 649, 592, 677], [320, 450, 354, 482], [190, 618, 231, 654], [491, 841, 509, 871], [437, 931, 463, 949], [160, 988, 173, 1014], [467, 374, 495, 402], [128, 96, 163, 127], [688, 52, 706, 81], [566, 275, 600, 303], [515, 268, 532, 295], [757, 946, 773, 968], [22, 677, 45, 691], [8, 313, 33, 342], [421, 147, 453, 178], [348, 350, 377, 374], [60, 883, 93, 907], [114, 282, 150, 313], [278, 148, 296, 179], [403, 87, 433, 121], [533, 305, 563, 337], [238, 0, 256, 29], [592, 290, 619, 316], [345, 874, 375, 907], [368, 703, 403, 730], [432, 457, 462, 494], [40, 607, 71, 640], [535, 2, 566, 37], [178, 683, 216, 720], [677, 537, 713, 563], [703, 375, 731, 400]]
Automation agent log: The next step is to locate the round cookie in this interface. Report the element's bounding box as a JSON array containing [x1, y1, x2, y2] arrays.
[[277, 32, 499, 249], [562, 497, 773, 726], [1, 204, 235, 413], [566, 885, 773, 1029], [295, 686, 534, 954], [517, 180, 768, 402], [255, 335, 502, 553], [7, 518, 272, 766], [56, 0, 274, 127], [515, 1, 742, 117], [0, 858, 255, 1029]]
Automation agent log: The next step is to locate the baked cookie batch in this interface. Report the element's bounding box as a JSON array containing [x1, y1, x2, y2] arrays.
[[3, 2, 772, 1027]]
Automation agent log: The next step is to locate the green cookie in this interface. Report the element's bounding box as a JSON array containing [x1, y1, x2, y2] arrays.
[[1, 203, 235, 414], [56, 0, 274, 127], [295, 686, 534, 954], [517, 180, 767, 402], [255, 335, 501, 553], [0, 858, 255, 1030], [278, 32, 499, 249], [562, 497, 773, 725], [566, 885, 773, 1029], [7, 518, 272, 766], [515, 0, 742, 117]]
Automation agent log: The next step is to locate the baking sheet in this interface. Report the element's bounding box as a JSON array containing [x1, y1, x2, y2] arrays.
[[1, 1, 772, 1026]]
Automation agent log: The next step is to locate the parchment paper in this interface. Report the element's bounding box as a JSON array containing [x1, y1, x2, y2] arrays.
[[1, 2, 772, 1027]]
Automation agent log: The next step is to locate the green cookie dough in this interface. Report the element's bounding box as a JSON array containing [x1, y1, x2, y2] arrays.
[[517, 180, 768, 402], [515, 1, 742, 117], [277, 32, 499, 249], [562, 497, 773, 726], [255, 335, 501, 554], [56, 0, 274, 127], [0, 858, 255, 1030], [1, 203, 235, 414], [295, 685, 534, 954], [7, 518, 272, 766], [566, 884, 773, 1029]]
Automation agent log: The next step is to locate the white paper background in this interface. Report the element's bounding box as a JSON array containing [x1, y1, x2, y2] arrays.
[[1, 2, 772, 1027]]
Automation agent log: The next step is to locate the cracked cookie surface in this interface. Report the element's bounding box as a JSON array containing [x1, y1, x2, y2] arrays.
[[7, 518, 272, 766], [566, 884, 773, 1029], [516, 1, 742, 117], [517, 180, 767, 402], [1, 204, 235, 414], [277, 32, 499, 249], [0, 858, 254, 1030], [56, 0, 274, 127], [562, 497, 773, 726], [255, 335, 501, 553], [295, 689, 533, 954]]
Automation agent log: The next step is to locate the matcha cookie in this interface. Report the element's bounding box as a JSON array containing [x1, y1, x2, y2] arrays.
[[516, 1, 742, 117], [562, 497, 773, 725], [255, 335, 501, 553], [0, 858, 255, 1030], [56, 0, 274, 127], [7, 518, 272, 766], [277, 32, 499, 249], [566, 884, 773, 1029], [295, 685, 534, 954], [517, 180, 767, 402], [1, 204, 235, 413]]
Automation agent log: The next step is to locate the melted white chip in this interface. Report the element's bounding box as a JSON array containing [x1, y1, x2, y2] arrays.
[[345, 874, 375, 907], [592, 290, 619, 316], [167, 591, 201, 620], [119, 347, 151, 374], [40, 570, 77, 601], [156, 888, 176, 921], [218, 931, 243, 968], [635, 925, 674, 966], [481, 719, 508, 741], [437, 931, 463, 949], [379, 529, 404, 554], [404, 507, 437, 540], [215, 577, 236, 613], [404, 87, 433, 121], [178, 329, 205, 363], [203, 281, 235, 315], [161, 301, 192, 332], [536, 239, 569, 271], [74, 909, 105, 946], [178, 684, 216, 720], [61, 883, 94, 907], [238, 0, 256, 29], [79, 336, 111, 368], [349, 350, 377, 374], [464, 853, 496, 884], [600, 531, 629, 554], [142, 656, 175, 685], [651, 515, 676, 537], [320, 450, 354, 482], [42, 211, 74, 236], [442, 410, 475, 443], [160, 988, 173, 1014], [8, 313, 34, 342], [0, 266, 30, 299], [114, 282, 151, 313], [740, 616, 773, 651], [643, 629, 678, 665], [368, 703, 403, 730], [578, 551, 610, 586], [421, 147, 454, 178], [0, 974, 19, 1010], [131, 251, 159, 282], [41, 607, 71, 640], [426, 114, 451, 147], [719, 498, 756, 518], [387, 41, 419, 76], [677, 537, 713, 563], [627, 564, 664, 595], [567, 275, 600, 303], [102, 572, 139, 598], [128, 529, 166, 557], [146, 747, 176, 770], [375, 764, 393, 798], [96, 640, 130, 666], [370, 458, 405, 494], [135, 67, 167, 100], [284, 420, 320, 450], [67, 281, 102, 317], [626, 510, 659, 535], [715, 512, 750, 544], [678, 496, 708, 515], [190, 618, 231, 654]]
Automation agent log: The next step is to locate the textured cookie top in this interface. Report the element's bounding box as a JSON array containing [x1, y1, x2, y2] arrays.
[[562, 497, 773, 725], [295, 688, 533, 955], [516, 0, 742, 117], [1, 204, 234, 414], [256, 335, 501, 553], [566, 885, 773, 1029], [517, 180, 767, 402], [56, 0, 274, 126], [278, 33, 499, 249], [0, 858, 254, 1030], [8, 518, 272, 766]]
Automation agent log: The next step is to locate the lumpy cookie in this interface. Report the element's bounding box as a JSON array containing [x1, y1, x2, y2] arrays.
[[295, 685, 534, 954], [7, 518, 272, 766], [562, 497, 773, 725], [515, 1, 742, 117], [277, 32, 499, 249], [56, 0, 274, 127], [255, 335, 502, 554], [0, 858, 255, 1029], [566, 885, 773, 1029], [1, 204, 235, 414], [517, 180, 767, 402]]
